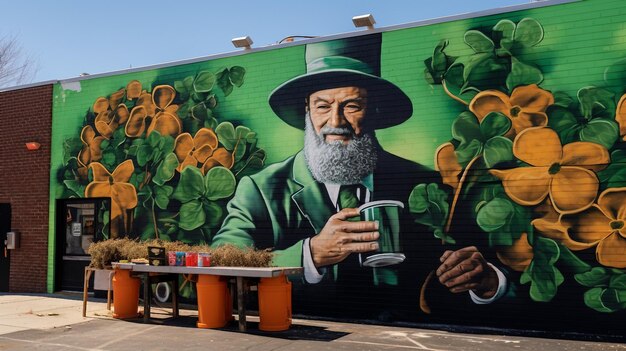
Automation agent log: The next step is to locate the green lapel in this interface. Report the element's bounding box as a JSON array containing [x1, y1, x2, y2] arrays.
[[290, 151, 334, 233]]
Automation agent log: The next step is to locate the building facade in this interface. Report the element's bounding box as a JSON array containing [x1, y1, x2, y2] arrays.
[[1, 0, 625, 335]]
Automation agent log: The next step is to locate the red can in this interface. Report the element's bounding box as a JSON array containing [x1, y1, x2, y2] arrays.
[[198, 253, 211, 267], [167, 251, 176, 266], [185, 252, 198, 267]]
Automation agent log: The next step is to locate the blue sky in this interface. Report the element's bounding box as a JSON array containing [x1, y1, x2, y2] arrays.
[[4, 0, 530, 84]]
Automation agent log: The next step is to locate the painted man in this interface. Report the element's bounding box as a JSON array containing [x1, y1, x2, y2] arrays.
[[213, 34, 507, 320]]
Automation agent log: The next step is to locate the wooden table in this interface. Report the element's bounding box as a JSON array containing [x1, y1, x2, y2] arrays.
[[82, 267, 114, 317], [112, 263, 302, 331]]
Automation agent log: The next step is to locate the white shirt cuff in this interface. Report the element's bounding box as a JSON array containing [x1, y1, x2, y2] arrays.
[[303, 238, 325, 284], [469, 262, 507, 304]]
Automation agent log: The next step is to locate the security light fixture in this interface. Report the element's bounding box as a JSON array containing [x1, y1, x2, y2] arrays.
[[352, 14, 376, 30], [25, 142, 41, 151], [232, 36, 253, 50]]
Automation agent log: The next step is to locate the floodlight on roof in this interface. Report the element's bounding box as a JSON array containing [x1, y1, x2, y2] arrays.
[[231, 36, 253, 50], [352, 14, 376, 30]]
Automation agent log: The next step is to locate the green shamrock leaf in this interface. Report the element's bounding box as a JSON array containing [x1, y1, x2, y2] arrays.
[[520, 236, 564, 302], [408, 183, 453, 244], [193, 71, 216, 93], [464, 30, 495, 53]]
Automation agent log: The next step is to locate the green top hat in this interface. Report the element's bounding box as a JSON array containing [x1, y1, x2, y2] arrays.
[[268, 33, 413, 130]]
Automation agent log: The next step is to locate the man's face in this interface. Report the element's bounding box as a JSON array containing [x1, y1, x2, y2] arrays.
[[308, 86, 368, 144]]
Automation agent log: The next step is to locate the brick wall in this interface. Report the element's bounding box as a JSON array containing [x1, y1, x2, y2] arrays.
[[0, 84, 52, 292]]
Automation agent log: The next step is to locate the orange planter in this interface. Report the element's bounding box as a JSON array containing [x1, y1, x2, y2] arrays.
[[196, 275, 231, 328], [112, 269, 140, 319], [258, 275, 292, 331]]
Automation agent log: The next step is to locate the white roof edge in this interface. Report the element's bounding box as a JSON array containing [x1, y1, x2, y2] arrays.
[[1, 0, 579, 92], [0, 80, 58, 92]]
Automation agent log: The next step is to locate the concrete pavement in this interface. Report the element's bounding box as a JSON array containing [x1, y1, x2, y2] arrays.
[[0, 293, 624, 351]]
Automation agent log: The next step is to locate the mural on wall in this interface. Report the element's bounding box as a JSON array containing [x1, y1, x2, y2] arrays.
[[52, 2, 626, 331], [417, 17, 626, 315], [57, 67, 266, 245]]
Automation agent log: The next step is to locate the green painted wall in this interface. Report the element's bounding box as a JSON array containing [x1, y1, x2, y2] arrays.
[[48, 0, 626, 333]]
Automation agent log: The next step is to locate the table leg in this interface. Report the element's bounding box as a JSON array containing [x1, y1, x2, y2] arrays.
[[143, 273, 150, 323], [106, 271, 114, 311], [82, 268, 93, 317], [236, 276, 247, 332], [172, 274, 179, 318]]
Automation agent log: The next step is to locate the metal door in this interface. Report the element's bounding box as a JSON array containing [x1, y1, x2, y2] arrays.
[[0, 204, 11, 291]]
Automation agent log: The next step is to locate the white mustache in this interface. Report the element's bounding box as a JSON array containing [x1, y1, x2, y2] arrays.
[[320, 126, 353, 137]]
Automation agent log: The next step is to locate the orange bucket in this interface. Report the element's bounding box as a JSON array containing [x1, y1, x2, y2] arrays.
[[112, 269, 140, 319], [196, 275, 230, 328], [258, 275, 292, 331]]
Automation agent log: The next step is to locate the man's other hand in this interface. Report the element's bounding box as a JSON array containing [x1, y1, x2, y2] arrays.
[[310, 208, 379, 267], [436, 246, 499, 299]]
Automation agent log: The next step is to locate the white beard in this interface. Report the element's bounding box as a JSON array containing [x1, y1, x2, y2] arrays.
[[303, 114, 378, 184]]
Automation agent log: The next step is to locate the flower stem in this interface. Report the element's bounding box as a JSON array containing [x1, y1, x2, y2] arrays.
[[152, 199, 159, 239], [421, 156, 481, 312], [442, 79, 469, 106], [419, 270, 435, 314], [444, 155, 481, 234]]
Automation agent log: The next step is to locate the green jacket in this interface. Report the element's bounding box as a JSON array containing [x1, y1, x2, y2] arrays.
[[212, 148, 462, 319], [213, 148, 440, 268]]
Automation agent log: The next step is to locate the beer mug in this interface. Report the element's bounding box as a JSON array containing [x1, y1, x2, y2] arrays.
[[358, 200, 406, 268]]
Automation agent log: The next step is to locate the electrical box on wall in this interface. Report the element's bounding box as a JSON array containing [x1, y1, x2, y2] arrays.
[[6, 231, 18, 249]]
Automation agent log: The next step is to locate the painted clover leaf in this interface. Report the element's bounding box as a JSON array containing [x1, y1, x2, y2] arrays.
[[598, 150, 626, 189], [469, 84, 554, 138], [575, 267, 626, 312], [130, 131, 175, 168], [474, 187, 533, 271], [153, 153, 179, 186], [85, 160, 138, 238], [172, 166, 236, 231], [476, 197, 529, 246], [125, 80, 143, 100], [174, 128, 219, 172], [408, 183, 453, 244], [174, 71, 220, 130], [520, 235, 564, 302], [125, 85, 182, 138], [548, 87, 618, 149], [490, 127, 609, 214], [496, 233, 534, 272], [424, 40, 455, 85], [434, 143, 463, 191], [215, 121, 252, 161], [447, 110, 514, 168], [612, 93, 626, 141], [93, 95, 130, 140], [434, 18, 545, 103], [216, 66, 246, 96], [174, 71, 216, 100], [201, 148, 234, 174], [77, 125, 104, 178], [557, 187, 626, 269]]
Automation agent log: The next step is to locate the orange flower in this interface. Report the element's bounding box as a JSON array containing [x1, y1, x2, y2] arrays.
[[125, 85, 181, 138], [77, 125, 104, 178], [201, 147, 234, 174], [174, 128, 219, 172], [469, 84, 554, 137], [125, 80, 143, 100], [491, 127, 609, 214], [496, 233, 534, 272], [84, 160, 137, 238], [435, 142, 462, 191], [556, 188, 626, 268], [615, 94, 626, 140], [92, 89, 130, 139]]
